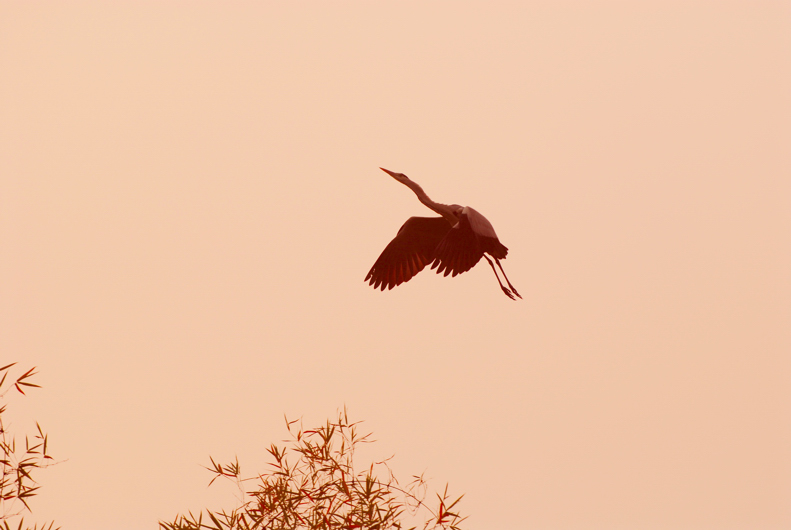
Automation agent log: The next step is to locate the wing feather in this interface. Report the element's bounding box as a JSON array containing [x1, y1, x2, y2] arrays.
[[431, 211, 484, 277], [365, 217, 451, 291]]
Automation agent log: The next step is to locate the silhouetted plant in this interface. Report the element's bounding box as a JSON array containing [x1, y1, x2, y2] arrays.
[[161, 409, 466, 530], [0, 363, 58, 530]]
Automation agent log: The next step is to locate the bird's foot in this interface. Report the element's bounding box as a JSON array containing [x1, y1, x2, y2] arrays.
[[505, 282, 522, 299], [501, 286, 516, 300]]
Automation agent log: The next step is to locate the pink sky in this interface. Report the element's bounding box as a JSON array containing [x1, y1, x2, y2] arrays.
[[2, 2, 790, 529]]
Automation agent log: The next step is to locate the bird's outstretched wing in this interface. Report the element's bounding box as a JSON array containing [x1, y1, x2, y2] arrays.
[[431, 210, 484, 277], [365, 217, 451, 291]]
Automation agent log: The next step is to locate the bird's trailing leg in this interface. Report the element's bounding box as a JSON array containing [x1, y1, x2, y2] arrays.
[[494, 257, 522, 299], [483, 255, 516, 300]]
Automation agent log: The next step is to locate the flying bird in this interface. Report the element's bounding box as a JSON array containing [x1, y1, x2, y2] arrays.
[[365, 168, 521, 299]]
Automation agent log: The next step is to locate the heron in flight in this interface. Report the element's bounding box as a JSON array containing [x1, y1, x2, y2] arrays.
[[365, 168, 521, 300]]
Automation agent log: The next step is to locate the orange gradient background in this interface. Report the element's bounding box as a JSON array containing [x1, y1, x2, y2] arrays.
[[2, 2, 789, 529]]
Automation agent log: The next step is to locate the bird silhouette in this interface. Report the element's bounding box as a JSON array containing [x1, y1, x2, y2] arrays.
[[366, 168, 521, 299]]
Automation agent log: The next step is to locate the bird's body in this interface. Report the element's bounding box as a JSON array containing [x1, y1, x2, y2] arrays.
[[366, 168, 521, 299]]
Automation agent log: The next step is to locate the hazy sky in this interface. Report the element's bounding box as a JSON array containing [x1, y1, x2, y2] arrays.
[[2, 2, 790, 529]]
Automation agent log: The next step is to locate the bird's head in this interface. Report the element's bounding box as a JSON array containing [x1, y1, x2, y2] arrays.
[[379, 167, 411, 184], [379, 167, 461, 225]]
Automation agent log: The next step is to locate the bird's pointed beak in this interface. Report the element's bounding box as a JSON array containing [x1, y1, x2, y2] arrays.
[[379, 167, 397, 178]]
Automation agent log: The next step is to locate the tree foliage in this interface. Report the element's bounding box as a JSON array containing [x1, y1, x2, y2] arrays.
[[0, 363, 58, 529], [161, 410, 466, 530]]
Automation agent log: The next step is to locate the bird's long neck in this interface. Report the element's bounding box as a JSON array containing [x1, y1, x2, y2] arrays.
[[401, 178, 458, 225]]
